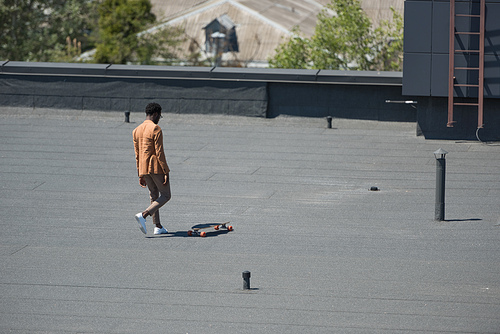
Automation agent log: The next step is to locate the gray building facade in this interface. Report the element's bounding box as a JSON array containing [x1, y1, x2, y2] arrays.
[[403, 0, 500, 141]]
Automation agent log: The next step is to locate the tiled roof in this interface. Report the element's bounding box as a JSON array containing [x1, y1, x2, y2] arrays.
[[148, 0, 404, 66]]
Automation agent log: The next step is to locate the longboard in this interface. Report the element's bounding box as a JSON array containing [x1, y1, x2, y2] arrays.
[[188, 222, 233, 237]]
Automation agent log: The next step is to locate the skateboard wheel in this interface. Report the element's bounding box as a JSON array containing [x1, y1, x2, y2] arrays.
[[227, 225, 233, 231], [200, 231, 207, 237], [214, 225, 219, 230], [187, 230, 193, 236]]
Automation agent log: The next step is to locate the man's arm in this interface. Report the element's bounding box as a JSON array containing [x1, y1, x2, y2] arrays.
[[154, 127, 170, 175], [133, 129, 141, 176], [133, 128, 146, 188]]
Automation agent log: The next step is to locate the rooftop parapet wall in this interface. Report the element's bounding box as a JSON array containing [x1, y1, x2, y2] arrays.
[[0, 61, 402, 86], [0, 61, 412, 124]]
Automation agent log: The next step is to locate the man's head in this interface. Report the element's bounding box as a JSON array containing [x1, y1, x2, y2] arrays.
[[145, 102, 162, 124]]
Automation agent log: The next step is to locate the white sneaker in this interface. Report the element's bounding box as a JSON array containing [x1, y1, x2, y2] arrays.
[[135, 213, 147, 234], [154, 227, 168, 235]]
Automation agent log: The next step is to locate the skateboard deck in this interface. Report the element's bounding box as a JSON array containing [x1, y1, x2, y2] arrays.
[[188, 222, 233, 237]]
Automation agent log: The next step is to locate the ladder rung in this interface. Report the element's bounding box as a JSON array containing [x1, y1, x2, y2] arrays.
[[455, 50, 480, 53], [454, 84, 480, 87], [454, 102, 479, 106], [456, 14, 481, 17], [455, 31, 480, 35], [455, 67, 479, 70]]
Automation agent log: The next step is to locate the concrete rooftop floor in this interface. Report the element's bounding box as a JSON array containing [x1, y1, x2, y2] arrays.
[[1, 108, 499, 333]]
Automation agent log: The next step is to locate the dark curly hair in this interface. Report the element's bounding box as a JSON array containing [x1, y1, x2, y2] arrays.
[[145, 102, 162, 115]]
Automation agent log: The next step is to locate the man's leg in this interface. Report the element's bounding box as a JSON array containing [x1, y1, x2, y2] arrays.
[[144, 174, 171, 228], [143, 174, 160, 226]]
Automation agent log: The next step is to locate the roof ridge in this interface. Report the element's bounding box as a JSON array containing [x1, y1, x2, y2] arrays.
[[227, 0, 291, 35], [141, 0, 292, 37]]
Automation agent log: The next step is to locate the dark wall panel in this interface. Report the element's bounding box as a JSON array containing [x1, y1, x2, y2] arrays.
[[484, 54, 500, 96], [268, 83, 416, 122], [432, 1, 450, 54], [404, 1, 433, 53], [485, 3, 500, 55], [402, 53, 432, 95], [431, 54, 449, 96]]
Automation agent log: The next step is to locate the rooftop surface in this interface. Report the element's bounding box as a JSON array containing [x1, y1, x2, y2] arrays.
[[0, 108, 499, 333]]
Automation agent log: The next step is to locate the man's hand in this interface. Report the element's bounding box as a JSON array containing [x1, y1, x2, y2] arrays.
[[163, 173, 169, 185], [139, 176, 147, 188]]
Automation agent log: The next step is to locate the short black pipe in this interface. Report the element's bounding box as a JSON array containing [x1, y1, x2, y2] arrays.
[[242, 271, 251, 290], [326, 116, 332, 129]]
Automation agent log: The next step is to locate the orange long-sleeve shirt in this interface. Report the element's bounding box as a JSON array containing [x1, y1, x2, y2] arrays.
[[133, 120, 170, 177]]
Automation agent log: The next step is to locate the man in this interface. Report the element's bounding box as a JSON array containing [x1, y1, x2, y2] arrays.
[[133, 102, 171, 235]]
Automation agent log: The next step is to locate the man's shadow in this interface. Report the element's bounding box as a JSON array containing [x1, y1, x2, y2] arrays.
[[443, 218, 482, 222]]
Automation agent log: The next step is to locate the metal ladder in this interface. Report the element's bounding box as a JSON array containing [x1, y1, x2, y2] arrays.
[[447, 0, 485, 128]]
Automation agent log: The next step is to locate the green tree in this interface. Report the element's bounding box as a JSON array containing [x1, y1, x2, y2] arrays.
[[311, 0, 373, 70], [135, 25, 186, 65], [268, 0, 403, 71], [0, 0, 95, 62], [372, 7, 404, 71], [94, 0, 155, 64], [268, 27, 311, 69], [94, 0, 186, 65]]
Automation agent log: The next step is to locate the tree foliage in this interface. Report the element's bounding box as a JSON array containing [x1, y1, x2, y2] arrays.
[[311, 0, 373, 70], [269, 0, 404, 71], [94, 0, 155, 64], [371, 7, 404, 71], [94, 0, 186, 65], [0, 0, 95, 62], [1, 0, 186, 65], [268, 27, 310, 69], [134, 26, 186, 65]]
